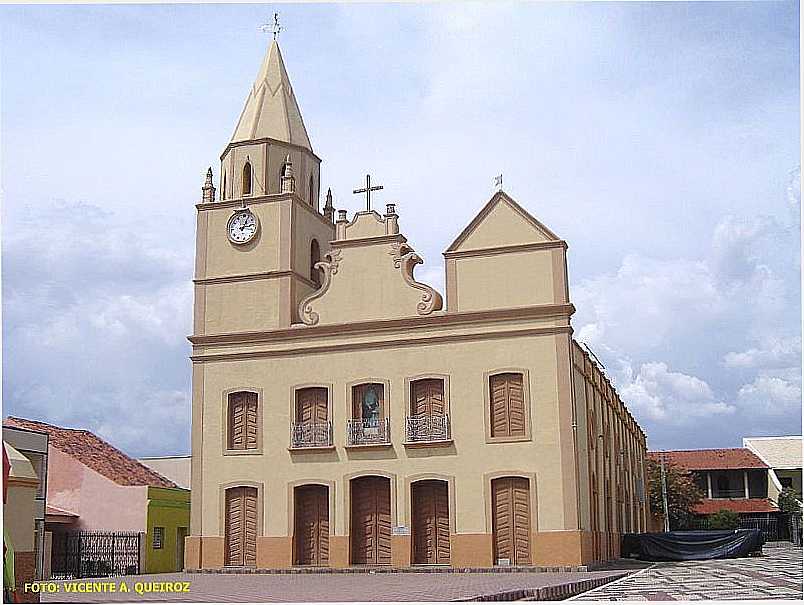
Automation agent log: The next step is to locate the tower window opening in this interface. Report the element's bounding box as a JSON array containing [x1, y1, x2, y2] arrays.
[[310, 239, 321, 287], [242, 162, 252, 196]]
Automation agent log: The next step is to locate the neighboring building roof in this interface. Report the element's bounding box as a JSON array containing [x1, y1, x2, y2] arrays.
[[137, 455, 191, 490], [230, 39, 312, 149], [46, 504, 78, 517], [743, 436, 802, 470], [648, 448, 769, 471], [3, 442, 37, 481], [4, 417, 177, 489], [694, 498, 779, 515]]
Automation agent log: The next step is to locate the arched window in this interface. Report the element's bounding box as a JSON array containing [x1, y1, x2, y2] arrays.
[[242, 162, 252, 196], [221, 172, 227, 201], [309, 175, 315, 206], [309, 239, 321, 287]]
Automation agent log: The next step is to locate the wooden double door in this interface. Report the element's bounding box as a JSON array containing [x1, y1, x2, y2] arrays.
[[491, 477, 531, 566], [350, 476, 392, 565], [225, 486, 257, 567], [294, 485, 329, 566], [411, 480, 450, 565]]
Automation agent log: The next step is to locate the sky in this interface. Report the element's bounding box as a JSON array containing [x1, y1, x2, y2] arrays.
[[1, 1, 800, 457]]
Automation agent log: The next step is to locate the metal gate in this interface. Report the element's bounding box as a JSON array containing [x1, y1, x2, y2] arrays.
[[51, 531, 141, 579]]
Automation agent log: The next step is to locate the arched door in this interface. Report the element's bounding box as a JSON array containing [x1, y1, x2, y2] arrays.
[[350, 476, 391, 565], [294, 485, 329, 566], [411, 480, 450, 565], [491, 477, 531, 566], [225, 486, 257, 567]]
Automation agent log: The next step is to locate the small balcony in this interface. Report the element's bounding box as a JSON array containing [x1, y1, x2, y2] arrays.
[[405, 415, 451, 444], [347, 418, 390, 446], [290, 421, 332, 449]]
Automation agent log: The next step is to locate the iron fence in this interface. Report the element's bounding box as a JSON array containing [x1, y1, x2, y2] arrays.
[[684, 514, 787, 542], [51, 531, 141, 579], [347, 418, 390, 446], [790, 514, 802, 547], [290, 421, 332, 448], [405, 415, 451, 443]]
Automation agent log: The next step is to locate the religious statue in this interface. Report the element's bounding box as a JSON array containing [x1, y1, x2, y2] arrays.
[[362, 387, 380, 425]]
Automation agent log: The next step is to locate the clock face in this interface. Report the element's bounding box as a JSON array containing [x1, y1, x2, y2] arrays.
[[227, 210, 259, 245]]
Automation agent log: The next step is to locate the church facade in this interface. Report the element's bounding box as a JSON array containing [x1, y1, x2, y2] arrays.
[[185, 39, 649, 570]]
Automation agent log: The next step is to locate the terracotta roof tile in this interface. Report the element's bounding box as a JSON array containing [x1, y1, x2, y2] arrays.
[[694, 498, 779, 515], [4, 417, 177, 489], [647, 448, 769, 471]]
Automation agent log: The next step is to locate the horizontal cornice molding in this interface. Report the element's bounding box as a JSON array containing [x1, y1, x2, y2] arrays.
[[194, 270, 315, 288], [443, 240, 568, 259], [189, 303, 575, 346], [191, 324, 574, 363], [196, 194, 334, 229], [332, 234, 407, 249], [220, 137, 322, 163]]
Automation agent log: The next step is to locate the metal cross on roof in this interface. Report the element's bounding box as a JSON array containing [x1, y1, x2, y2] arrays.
[[353, 174, 384, 212], [259, 12, 281, 40]]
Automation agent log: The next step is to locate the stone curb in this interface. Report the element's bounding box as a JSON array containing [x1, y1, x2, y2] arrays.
[[456, 574, 627, 601]]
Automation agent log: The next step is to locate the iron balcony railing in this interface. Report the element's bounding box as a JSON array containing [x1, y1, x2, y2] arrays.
[[290, 421, 333, 448], [347, 417, 390, 446], [405, 414, 451, 443]]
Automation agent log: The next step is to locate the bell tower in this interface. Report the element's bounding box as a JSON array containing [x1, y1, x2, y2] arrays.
[[192, 40, 335, 335]]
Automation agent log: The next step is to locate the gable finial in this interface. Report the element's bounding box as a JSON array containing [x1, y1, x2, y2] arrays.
[[494, 173, 503, 191]]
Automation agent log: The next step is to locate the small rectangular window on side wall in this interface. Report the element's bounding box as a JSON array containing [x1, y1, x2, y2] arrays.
[[153, 527, 164, 550]]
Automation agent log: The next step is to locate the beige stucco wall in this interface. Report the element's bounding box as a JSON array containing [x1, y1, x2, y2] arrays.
[[189, 163, 647, 567], [193, 326, 575, 539]]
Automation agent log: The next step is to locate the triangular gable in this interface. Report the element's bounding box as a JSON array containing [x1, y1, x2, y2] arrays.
[[446, 191, 560, 252]]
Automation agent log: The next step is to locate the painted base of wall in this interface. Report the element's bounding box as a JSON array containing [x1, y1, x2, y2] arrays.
[[14, 551, 39, 603], [185, 531, 622, 571]]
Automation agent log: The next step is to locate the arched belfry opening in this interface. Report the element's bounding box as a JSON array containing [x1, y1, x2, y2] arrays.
[[309, 175, 315, 206], [242, 161, 252, 196]]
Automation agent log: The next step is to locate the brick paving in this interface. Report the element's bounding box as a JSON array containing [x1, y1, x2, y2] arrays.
[[571, 542, 803, 601], [37, 569, 623, 603]]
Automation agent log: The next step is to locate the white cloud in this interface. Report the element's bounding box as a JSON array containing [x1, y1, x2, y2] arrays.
[[723, 336, 801, 369], [614, 361, 735, 423], [737, 375, 802, 415], [3, 200, 193, 456]]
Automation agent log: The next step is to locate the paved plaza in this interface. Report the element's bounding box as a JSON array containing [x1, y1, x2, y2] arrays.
[[572, 542, 803, 601], [39, 569, 623, 603]]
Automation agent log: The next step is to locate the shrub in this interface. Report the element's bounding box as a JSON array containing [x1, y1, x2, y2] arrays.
[[708, 508, 740, 530]]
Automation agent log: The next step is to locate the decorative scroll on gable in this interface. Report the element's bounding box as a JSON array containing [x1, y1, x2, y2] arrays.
[[298, 208, 443, 326]]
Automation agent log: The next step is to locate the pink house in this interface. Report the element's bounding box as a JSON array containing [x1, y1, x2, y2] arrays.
[[4, 417, 189, 576]]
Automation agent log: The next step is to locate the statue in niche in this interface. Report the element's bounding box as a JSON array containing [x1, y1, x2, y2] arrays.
[[362, 387, 380, 426]]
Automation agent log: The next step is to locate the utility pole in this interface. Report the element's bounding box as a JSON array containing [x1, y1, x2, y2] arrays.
[[660, 451, 670, 532]]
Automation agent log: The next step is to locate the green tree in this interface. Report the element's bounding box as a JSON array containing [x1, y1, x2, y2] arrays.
[[647, 458, 704, 530], [776, 487, 802, 515], [708, 508, 740, 530]]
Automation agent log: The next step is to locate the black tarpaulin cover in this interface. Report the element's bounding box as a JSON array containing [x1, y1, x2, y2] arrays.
[[621, 529, 765, 561]]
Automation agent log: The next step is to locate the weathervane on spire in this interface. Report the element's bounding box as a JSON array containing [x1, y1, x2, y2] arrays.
[[259, 12, 282, 40]]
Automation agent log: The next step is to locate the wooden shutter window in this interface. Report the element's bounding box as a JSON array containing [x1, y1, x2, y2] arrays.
[[296, 388, 328, 424], [228, 391, 259, 450], [489, 373, 526, 438], [410, 379, 445, 417]]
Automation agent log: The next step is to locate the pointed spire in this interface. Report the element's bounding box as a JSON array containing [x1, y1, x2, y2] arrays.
[[230, 40, 312, 150], [323, 187, 335, 222], [201, 167, 216, 203]]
